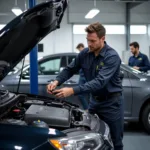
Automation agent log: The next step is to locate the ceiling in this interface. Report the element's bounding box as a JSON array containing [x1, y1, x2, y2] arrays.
[[0, 0, 149, 24]]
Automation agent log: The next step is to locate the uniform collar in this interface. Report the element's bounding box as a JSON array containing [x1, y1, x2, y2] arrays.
[[134, 51, 142, 58], [86, 41, 107, 57], [99, 41, 107, 57]]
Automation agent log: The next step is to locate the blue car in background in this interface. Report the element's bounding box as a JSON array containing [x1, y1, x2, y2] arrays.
[[0, 0, 113, 149]]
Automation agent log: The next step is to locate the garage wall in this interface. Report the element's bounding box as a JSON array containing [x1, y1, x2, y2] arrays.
[[39, 13, 73, 57], [68, 1, 150, 24], [68, 1, 126, 24], [73, 34, 150, 60], [73, 34, 126, 58], [40, 1, 150, 61], [131, 1, 150, 24], [24, 13, 73, 64], [0, 1, 150, 64]]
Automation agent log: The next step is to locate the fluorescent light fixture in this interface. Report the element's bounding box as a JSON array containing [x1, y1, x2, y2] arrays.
[[11, 7, 23, 16], [85, 8, 100, 19], [0, 24, 6, 30]]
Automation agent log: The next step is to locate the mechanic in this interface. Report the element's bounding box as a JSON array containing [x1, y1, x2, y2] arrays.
[[47, 22, 124, 150], [76, 43, 89, 110], [128, 41, 150, 72]]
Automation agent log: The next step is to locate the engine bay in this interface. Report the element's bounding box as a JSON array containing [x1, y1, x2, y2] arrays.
[[0, 90, 101, 132]]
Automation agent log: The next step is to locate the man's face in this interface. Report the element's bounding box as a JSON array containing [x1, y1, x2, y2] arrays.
[[130, 46, 139, 55], [86, 32, 105, 52], [78, 47, 84, 52]]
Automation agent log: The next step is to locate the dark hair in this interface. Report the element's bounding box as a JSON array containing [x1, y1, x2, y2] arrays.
[[129, 42, 139, 49], [76, 43, 84, 49], [85, 22, 106, 38]]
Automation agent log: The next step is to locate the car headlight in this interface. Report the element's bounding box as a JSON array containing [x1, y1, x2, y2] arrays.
[[103, 123, 113, 148], [50, 133, 104, 150]]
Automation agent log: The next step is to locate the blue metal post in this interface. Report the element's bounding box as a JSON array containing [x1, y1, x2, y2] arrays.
[[29, 0, 38, 95]]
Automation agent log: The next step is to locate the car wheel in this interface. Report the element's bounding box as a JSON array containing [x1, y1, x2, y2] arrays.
[[142, 104, 150, 134]]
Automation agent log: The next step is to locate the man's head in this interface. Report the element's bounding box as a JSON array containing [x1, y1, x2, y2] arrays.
[[76, 43, 84, 52], [85, 22, 106, 53], [129, 42, 140, 55]]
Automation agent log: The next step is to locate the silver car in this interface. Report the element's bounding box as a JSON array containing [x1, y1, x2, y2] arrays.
[[1, 52, 150, 134]]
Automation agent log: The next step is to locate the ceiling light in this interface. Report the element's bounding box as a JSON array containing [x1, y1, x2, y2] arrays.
[[11, 0, 23, 16], [11, 7, 23, 16], [85, 0, 100, 19], [85, 8, 100, 19], [0, 24, 6, 30]]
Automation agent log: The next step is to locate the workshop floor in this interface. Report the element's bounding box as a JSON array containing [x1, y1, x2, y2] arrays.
[[123, 122, 150, 150]]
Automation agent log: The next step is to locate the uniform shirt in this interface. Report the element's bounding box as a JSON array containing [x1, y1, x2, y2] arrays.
[[56, 42, 122, 97], [79, 69, 85, 78], [128, 52, 150, 72]]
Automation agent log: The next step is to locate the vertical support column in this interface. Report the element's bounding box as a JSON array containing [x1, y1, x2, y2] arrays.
[[126, 3, 130, 51], [29, 0, 38, 95]]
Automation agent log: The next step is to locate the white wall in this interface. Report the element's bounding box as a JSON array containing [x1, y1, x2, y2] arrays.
[[73, 33, 150, 61], [24, 13, 73, 64], [73, 34, 126, 58], [39, 13, 73, 57], [1, 1, 150, 65]]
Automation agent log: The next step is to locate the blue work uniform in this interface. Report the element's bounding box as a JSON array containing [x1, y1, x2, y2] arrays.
[[78, 69, 89, 110], [128, 52, 150, 72], [56, 42, 124, 150]]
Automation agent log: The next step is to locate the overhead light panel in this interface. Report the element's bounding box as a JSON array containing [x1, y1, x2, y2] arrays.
[[11, 0, 23, 16], [12, 7, 23, 16], [85, 8, 100, 19], [85, 0, 100, 19]]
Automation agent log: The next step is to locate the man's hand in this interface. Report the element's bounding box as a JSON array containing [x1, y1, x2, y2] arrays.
[[47, 80, 59, 94], [133, 66, 140, 70], [52, 87, 74, 98]]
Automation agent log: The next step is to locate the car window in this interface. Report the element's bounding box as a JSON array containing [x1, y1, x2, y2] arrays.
[[67, 55, 79, 75], [67, 56, 76, 65], [122, 64, 142, 74], [120, 69, 128, 78], [128, 72, 139, 79], [39, 57, 61, 75]]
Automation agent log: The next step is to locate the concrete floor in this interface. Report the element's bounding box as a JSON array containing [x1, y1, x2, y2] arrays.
[[123, 123, 150, 150]]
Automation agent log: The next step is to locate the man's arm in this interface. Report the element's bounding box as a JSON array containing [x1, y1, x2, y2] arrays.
[[55, 54, 81, 85], [139, 55, 150, 72], [73, 54, 121, 95]]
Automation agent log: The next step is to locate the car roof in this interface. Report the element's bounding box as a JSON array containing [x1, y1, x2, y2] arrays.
[[41, 52, 78, 59]]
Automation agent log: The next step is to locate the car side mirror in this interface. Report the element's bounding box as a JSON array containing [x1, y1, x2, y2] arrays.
[[21, 72, 30, 79], [60, 67, 65, 72], [120, 70, 124, 80]]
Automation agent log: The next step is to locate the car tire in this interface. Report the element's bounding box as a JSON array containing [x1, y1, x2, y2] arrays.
[[142, 104, 150, 134]]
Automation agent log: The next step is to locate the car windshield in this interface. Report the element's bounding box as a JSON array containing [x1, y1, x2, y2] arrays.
[[121, 63, 142, 74]]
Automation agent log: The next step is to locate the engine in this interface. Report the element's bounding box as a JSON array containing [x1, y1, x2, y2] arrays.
[[24, 104, 71, 128], [0, 95, 100, 131], [0, 93, 102, 134]]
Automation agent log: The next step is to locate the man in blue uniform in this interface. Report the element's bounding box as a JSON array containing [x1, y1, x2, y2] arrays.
[[128, 41, 150, 72], [47, 22, 124, 150], [76, 43, 89, 110]]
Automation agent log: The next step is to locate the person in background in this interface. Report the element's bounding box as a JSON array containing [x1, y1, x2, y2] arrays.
[[128, 42, 150, 72], [76, 43, 89, 110]]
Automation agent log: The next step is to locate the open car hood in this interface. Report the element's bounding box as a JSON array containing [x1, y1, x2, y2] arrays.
[[0, 0, 68, 81]]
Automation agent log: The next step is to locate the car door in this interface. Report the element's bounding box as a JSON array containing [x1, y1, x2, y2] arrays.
[[13, 57, 62, 97], [37, 56, 62, 97], [62, 55, 84, 108], [121, 68, 133, 117]]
